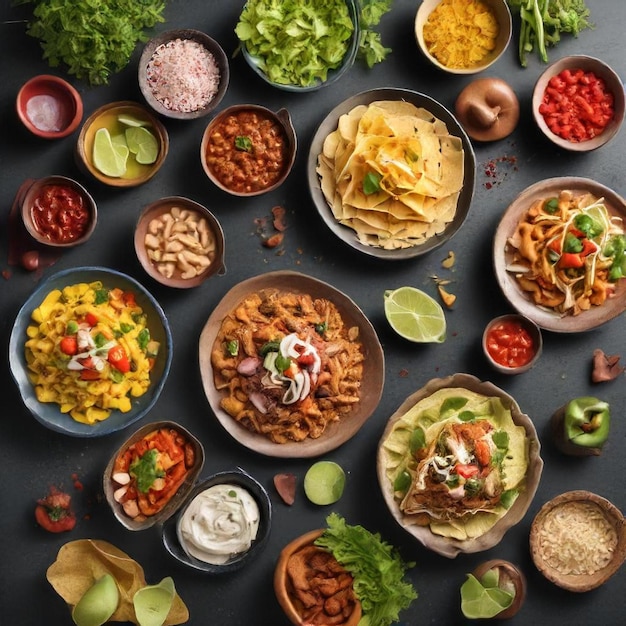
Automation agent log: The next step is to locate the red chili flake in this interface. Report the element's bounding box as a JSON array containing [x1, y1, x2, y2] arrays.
[[272, 205, 287, 231], [2, 269, 11, 280], [399, 368, 409, 377], [482, 154, 518, 189]]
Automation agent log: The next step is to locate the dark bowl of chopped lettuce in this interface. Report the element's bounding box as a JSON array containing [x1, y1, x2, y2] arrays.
[[236, 0, 360, 92]]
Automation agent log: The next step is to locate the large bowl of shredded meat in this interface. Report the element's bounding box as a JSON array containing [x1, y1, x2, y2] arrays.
[[139, 29, 229, 120]]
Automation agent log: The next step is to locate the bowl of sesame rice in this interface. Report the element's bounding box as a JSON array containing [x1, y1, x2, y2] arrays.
[[138, 29, 229, 120]]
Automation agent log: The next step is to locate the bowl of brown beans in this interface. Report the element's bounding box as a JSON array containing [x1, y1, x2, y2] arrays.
[[200, 104, 297, 197], [134, 196, 226, 289], [21, 175, 97, 248]]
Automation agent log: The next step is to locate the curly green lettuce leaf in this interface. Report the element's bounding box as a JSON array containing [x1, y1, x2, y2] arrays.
[[13, 0, 166, 85], [315, 513, 417, 626]]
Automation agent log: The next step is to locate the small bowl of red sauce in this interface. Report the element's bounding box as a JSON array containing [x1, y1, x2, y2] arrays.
[[21, 175, 97, 247], [532, 55, 625, 152], [483, 313, 542, 375], [200, 104, 297, 197], [16, 74, 83, 139]]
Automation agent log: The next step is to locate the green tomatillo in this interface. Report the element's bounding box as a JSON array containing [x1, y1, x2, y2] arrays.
[[564, 397, 610, 448], [552, 396, 611, 456]]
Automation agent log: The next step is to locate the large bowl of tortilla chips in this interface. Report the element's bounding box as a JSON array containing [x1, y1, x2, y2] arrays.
[[377, 373, 543, 558], [308, 88, 476, 259]]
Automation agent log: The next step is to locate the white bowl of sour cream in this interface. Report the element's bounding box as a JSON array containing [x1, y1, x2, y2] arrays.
[[161, 469, 272, 573]]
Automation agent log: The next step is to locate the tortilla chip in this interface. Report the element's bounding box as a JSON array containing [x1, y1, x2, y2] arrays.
[[46, 539, 189, 625], [316, 100, 464, 249]]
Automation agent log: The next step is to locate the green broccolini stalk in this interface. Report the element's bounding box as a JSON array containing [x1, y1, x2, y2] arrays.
[[508, 0, 593, 67]]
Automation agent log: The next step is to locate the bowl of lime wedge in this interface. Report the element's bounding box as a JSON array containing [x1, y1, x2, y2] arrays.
[[76, 101, 169, 188]]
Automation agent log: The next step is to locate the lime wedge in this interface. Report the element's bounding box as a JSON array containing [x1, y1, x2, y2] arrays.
[[384, 286, 446, 343], [111, 132, 127, 146], [133, 577, 175, 626], [125, 126, 159, 165], [93, 127, 128, 177], [117, 113, 149, 127], [71, 574, 119, 626], [304, 461, 345, 505]]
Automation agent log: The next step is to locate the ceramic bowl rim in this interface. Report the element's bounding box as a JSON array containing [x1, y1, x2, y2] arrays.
[[16, 74, 84, 139], [138, 28, 230, 120], [20, 175, 97, 247], [134, 195, 226, 288]]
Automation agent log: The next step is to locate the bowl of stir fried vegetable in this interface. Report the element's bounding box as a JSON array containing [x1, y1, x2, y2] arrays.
[[9, 266, 173, 436], [494, 177, 626, 332], [235, 0, 360, 92]]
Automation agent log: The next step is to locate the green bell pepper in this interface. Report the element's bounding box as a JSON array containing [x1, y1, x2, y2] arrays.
[[564, 397, 610, 448]]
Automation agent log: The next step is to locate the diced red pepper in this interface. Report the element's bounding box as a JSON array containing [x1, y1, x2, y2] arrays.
[[59, 336, 78, 356], [559, 252, 585, 269], [108, 345, 131, 373], [79, 369, 101, 381], [85, 312, 98, 327], [455, 464, 480, 479], [35, 486, 76, 533]]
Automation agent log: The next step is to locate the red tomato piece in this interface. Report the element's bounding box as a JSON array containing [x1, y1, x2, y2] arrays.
[[455, 464, 480, 479], [85, 312, 98, 326], [35, 486, 76, 533], [486, 321, 535, 368], [59, 335, 78, 356], [108, 345, 131, 373]]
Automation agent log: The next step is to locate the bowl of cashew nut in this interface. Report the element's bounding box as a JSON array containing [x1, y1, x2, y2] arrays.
[[134, 196, 226, 288]]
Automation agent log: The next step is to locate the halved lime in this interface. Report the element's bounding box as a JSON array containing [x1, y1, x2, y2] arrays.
[[125, 126, 159, 165], [304, 461, 345, 505], [93, 127, 128, 177], [117, 113, 149, 128], [384, 286, 446, 343]]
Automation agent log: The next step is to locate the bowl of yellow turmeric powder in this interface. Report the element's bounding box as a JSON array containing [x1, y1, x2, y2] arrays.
[[415, 0, 512, 75]]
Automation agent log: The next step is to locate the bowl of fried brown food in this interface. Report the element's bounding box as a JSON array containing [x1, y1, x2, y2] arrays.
[[274, 530, 362, 626], [530, 490, 626, 592]]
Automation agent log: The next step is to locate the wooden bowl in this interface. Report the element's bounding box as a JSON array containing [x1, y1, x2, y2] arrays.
[[200, 104, 297, 197], [76, 101, 169, 187], [532, 55, 625, 152], [415, 0, 511, 75], [134, 196, 225, 289], [139, 29, 229, 120], [16, 74, 83, 139], [274, 530, 362, 626], [530, 490, 626, 592], [21, 175, 97, 247]]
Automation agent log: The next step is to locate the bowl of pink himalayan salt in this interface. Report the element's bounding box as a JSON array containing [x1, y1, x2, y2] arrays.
[[138, 29, 229, 120], [17, 74, 83, 139]]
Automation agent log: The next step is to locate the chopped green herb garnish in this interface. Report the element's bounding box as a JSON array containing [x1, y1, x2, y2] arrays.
[[235, 136, 252, 152], [94, 288, 109, 304], [226, 340, 239, 356], [130, 449, 164, 493], [137, 328, 150, 351], [363, 171, 382, 195]]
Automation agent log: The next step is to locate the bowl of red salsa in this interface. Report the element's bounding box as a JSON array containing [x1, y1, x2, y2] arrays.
[[532, 55, 625, 152], [483, 313, 542, 375], [20, 175, 97, 247], [200, 104, 297, 197]]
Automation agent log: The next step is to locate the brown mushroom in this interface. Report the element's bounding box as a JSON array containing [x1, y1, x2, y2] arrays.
[[471, 559, 527, 619], [455, 78, 520, 142]]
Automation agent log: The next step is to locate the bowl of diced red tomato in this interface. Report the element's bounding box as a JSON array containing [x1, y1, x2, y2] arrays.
[[532, 55, 625, 152]]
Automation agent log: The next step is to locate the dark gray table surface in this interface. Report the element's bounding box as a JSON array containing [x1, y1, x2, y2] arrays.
[[1, 1, 625, 624]]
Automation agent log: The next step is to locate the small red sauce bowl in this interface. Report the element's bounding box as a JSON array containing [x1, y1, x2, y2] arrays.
[[16, 75, 83, 139], [482, 313, 542, 375], [200, 104, 297, 197], [21, 175, 97, 248], [532, 55, 625, 152]]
